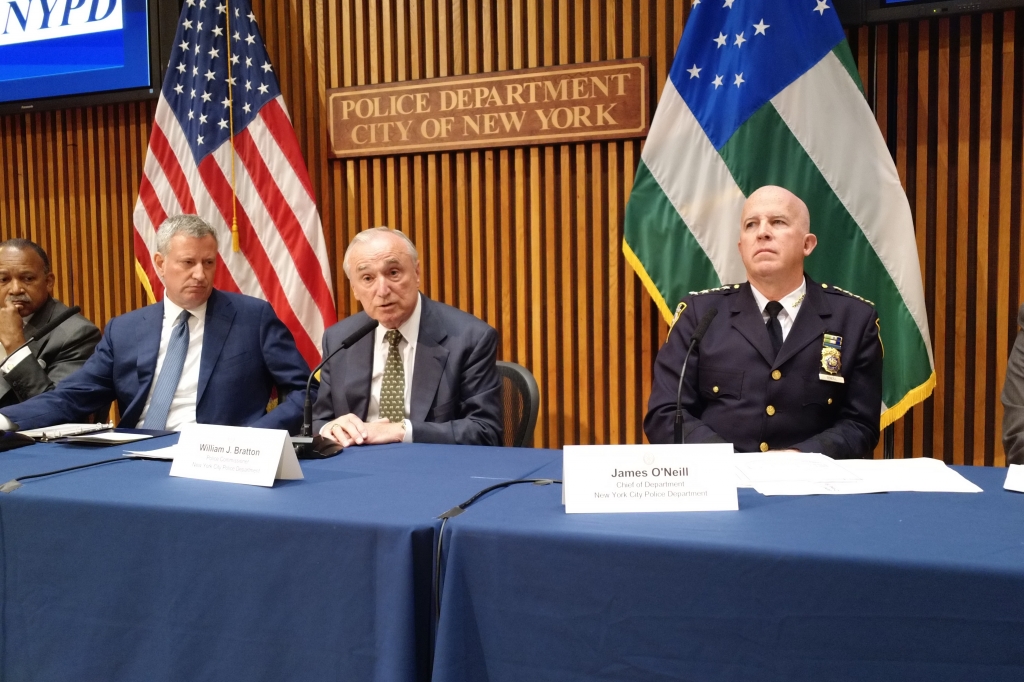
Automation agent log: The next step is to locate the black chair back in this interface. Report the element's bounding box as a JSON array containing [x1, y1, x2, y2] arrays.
[[496, 361, 539, 448]]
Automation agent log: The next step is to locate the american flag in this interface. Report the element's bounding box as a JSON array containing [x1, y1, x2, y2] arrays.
[[132, 0, 335, 367]]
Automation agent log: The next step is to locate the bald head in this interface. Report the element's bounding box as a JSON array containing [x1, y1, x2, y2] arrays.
[[743, 186, 810, 233], [737, 185, 816, 299]]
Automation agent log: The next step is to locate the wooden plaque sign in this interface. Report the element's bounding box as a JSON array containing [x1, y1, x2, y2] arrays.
[[327, 58, 649, 158]]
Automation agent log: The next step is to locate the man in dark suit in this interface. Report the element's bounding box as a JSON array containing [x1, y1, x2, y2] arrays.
[[313, 227, 502, 447], [0, 216, 311, 434], [0, 239, 101, 407], [1001, 305, 1024, 464], [644, 186, 883, 458]]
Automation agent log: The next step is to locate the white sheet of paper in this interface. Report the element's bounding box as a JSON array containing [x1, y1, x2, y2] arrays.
[[169, 424, 303, 486], [1003, 464, 1024, 493], [125, 445, 179, 460], [839, 457, 981, 493], [66, 432, 153, 444], [563, 444, 737, 513], [727, 452, 980, 495]]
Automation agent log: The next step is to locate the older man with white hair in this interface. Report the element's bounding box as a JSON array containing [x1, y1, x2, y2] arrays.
[[313, 226, 502, 447]]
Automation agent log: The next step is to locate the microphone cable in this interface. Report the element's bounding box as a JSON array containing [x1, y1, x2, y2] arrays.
[[434, 477, 561, 622], [0, 456, 156, 493]]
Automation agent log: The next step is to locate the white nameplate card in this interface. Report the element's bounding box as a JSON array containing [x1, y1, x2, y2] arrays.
[[1005, 464, 1024, 493], [563, 444, 737, 513], [169, 423, 303, 487]]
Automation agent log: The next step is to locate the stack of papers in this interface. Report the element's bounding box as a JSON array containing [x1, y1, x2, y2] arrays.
[[728, 452, 981, 495], [19, 423, 112, 441], [66, 432, 154, 445]]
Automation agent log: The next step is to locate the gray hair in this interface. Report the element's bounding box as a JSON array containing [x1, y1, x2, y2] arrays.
[[155, 215, 218, 255], [342, 227, 419, 277]]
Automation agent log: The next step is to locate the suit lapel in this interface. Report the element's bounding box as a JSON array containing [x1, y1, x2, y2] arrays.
[[136, 302, 165, 393], [410, 298, 449, 421], [775, 277, 831, 367], [730, 285, 777, 366], [198, 290, 233, 406], [22, 296, 56, 340], [343, 329, 374, 420]]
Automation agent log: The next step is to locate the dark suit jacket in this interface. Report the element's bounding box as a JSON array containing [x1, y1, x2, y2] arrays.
[[312, 295, 503, 446], [0, 297, 101, 408], [1, 290, 311, 433], [644, 276, 883, 458], [1001, 304, 1024, 464]]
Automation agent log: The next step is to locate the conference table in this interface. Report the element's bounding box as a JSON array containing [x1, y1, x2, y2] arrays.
[[432, 461, 1024, 682], [4, 440, 1024, 682], [0, 436, 559, 682]]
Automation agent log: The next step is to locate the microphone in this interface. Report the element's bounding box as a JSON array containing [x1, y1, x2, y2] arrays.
[[294, 317, 379, 459], [673, 308, 717, 445], [5, 305, 82, 358]]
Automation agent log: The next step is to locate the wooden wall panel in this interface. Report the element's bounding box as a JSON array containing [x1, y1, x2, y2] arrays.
[[0, 105, 152, 330], [851, 11, 1024, 465], [1, 2, 1023, 462]]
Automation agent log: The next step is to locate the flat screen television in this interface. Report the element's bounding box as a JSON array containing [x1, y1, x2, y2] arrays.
[[0, 0, 180, 115], [836, 0, 1024, 24]]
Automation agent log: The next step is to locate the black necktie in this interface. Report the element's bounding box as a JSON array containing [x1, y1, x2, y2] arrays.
[[765, 301, 783, 359]]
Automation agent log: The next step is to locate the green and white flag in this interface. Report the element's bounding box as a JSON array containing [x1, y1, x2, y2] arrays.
[[623, 0, 934, 426]]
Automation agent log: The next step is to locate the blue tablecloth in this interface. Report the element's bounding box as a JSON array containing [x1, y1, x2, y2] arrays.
[[433, 462, 1024, 682], [0, 438, 559, 682]]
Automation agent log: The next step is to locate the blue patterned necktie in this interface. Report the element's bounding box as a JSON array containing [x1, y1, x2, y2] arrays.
[[143, 309, 192, 429], [379, 330, 406, 423]]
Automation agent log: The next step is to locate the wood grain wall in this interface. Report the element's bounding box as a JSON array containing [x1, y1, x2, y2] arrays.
[[1, 2, 1022, 464]]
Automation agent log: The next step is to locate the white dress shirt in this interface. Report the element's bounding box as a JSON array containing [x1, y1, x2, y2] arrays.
[[750, 279, 807, 343], [138, 299, 207, 431]]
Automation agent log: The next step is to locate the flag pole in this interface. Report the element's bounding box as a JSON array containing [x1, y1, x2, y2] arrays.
[[225, 0, 239, 252]]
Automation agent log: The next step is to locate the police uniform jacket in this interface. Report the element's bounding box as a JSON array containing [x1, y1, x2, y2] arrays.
[[643, 276, 883, 458]]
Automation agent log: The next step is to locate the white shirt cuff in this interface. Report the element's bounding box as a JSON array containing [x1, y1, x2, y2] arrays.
[[0, 413, 17, 431], [0, 346, 32, 375], [402, 419, 413, 443]]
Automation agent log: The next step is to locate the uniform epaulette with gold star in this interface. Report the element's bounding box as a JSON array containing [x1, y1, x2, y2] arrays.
[[688, 283, 742, 296], [821, 282, 875, 306]]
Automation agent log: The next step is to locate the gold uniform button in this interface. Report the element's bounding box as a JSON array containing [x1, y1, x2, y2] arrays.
[[771, 369, 782, 380], [712, 386, 719, 393], [822, 283, 828, 289], [760, 442, 769, 452], [766, 405, 775, 416], [827, 398, 833, 405]]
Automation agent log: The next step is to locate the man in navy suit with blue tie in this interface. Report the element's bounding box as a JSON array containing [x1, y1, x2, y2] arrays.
[[0, 215, 311, 434], [313, 227, 502, 447]]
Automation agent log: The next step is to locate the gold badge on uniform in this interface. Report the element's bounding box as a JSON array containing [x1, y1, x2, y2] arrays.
[[819, 333, 845, 384]]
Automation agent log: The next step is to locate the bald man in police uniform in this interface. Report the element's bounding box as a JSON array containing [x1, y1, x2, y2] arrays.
[[644, 186, 883, 459]]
